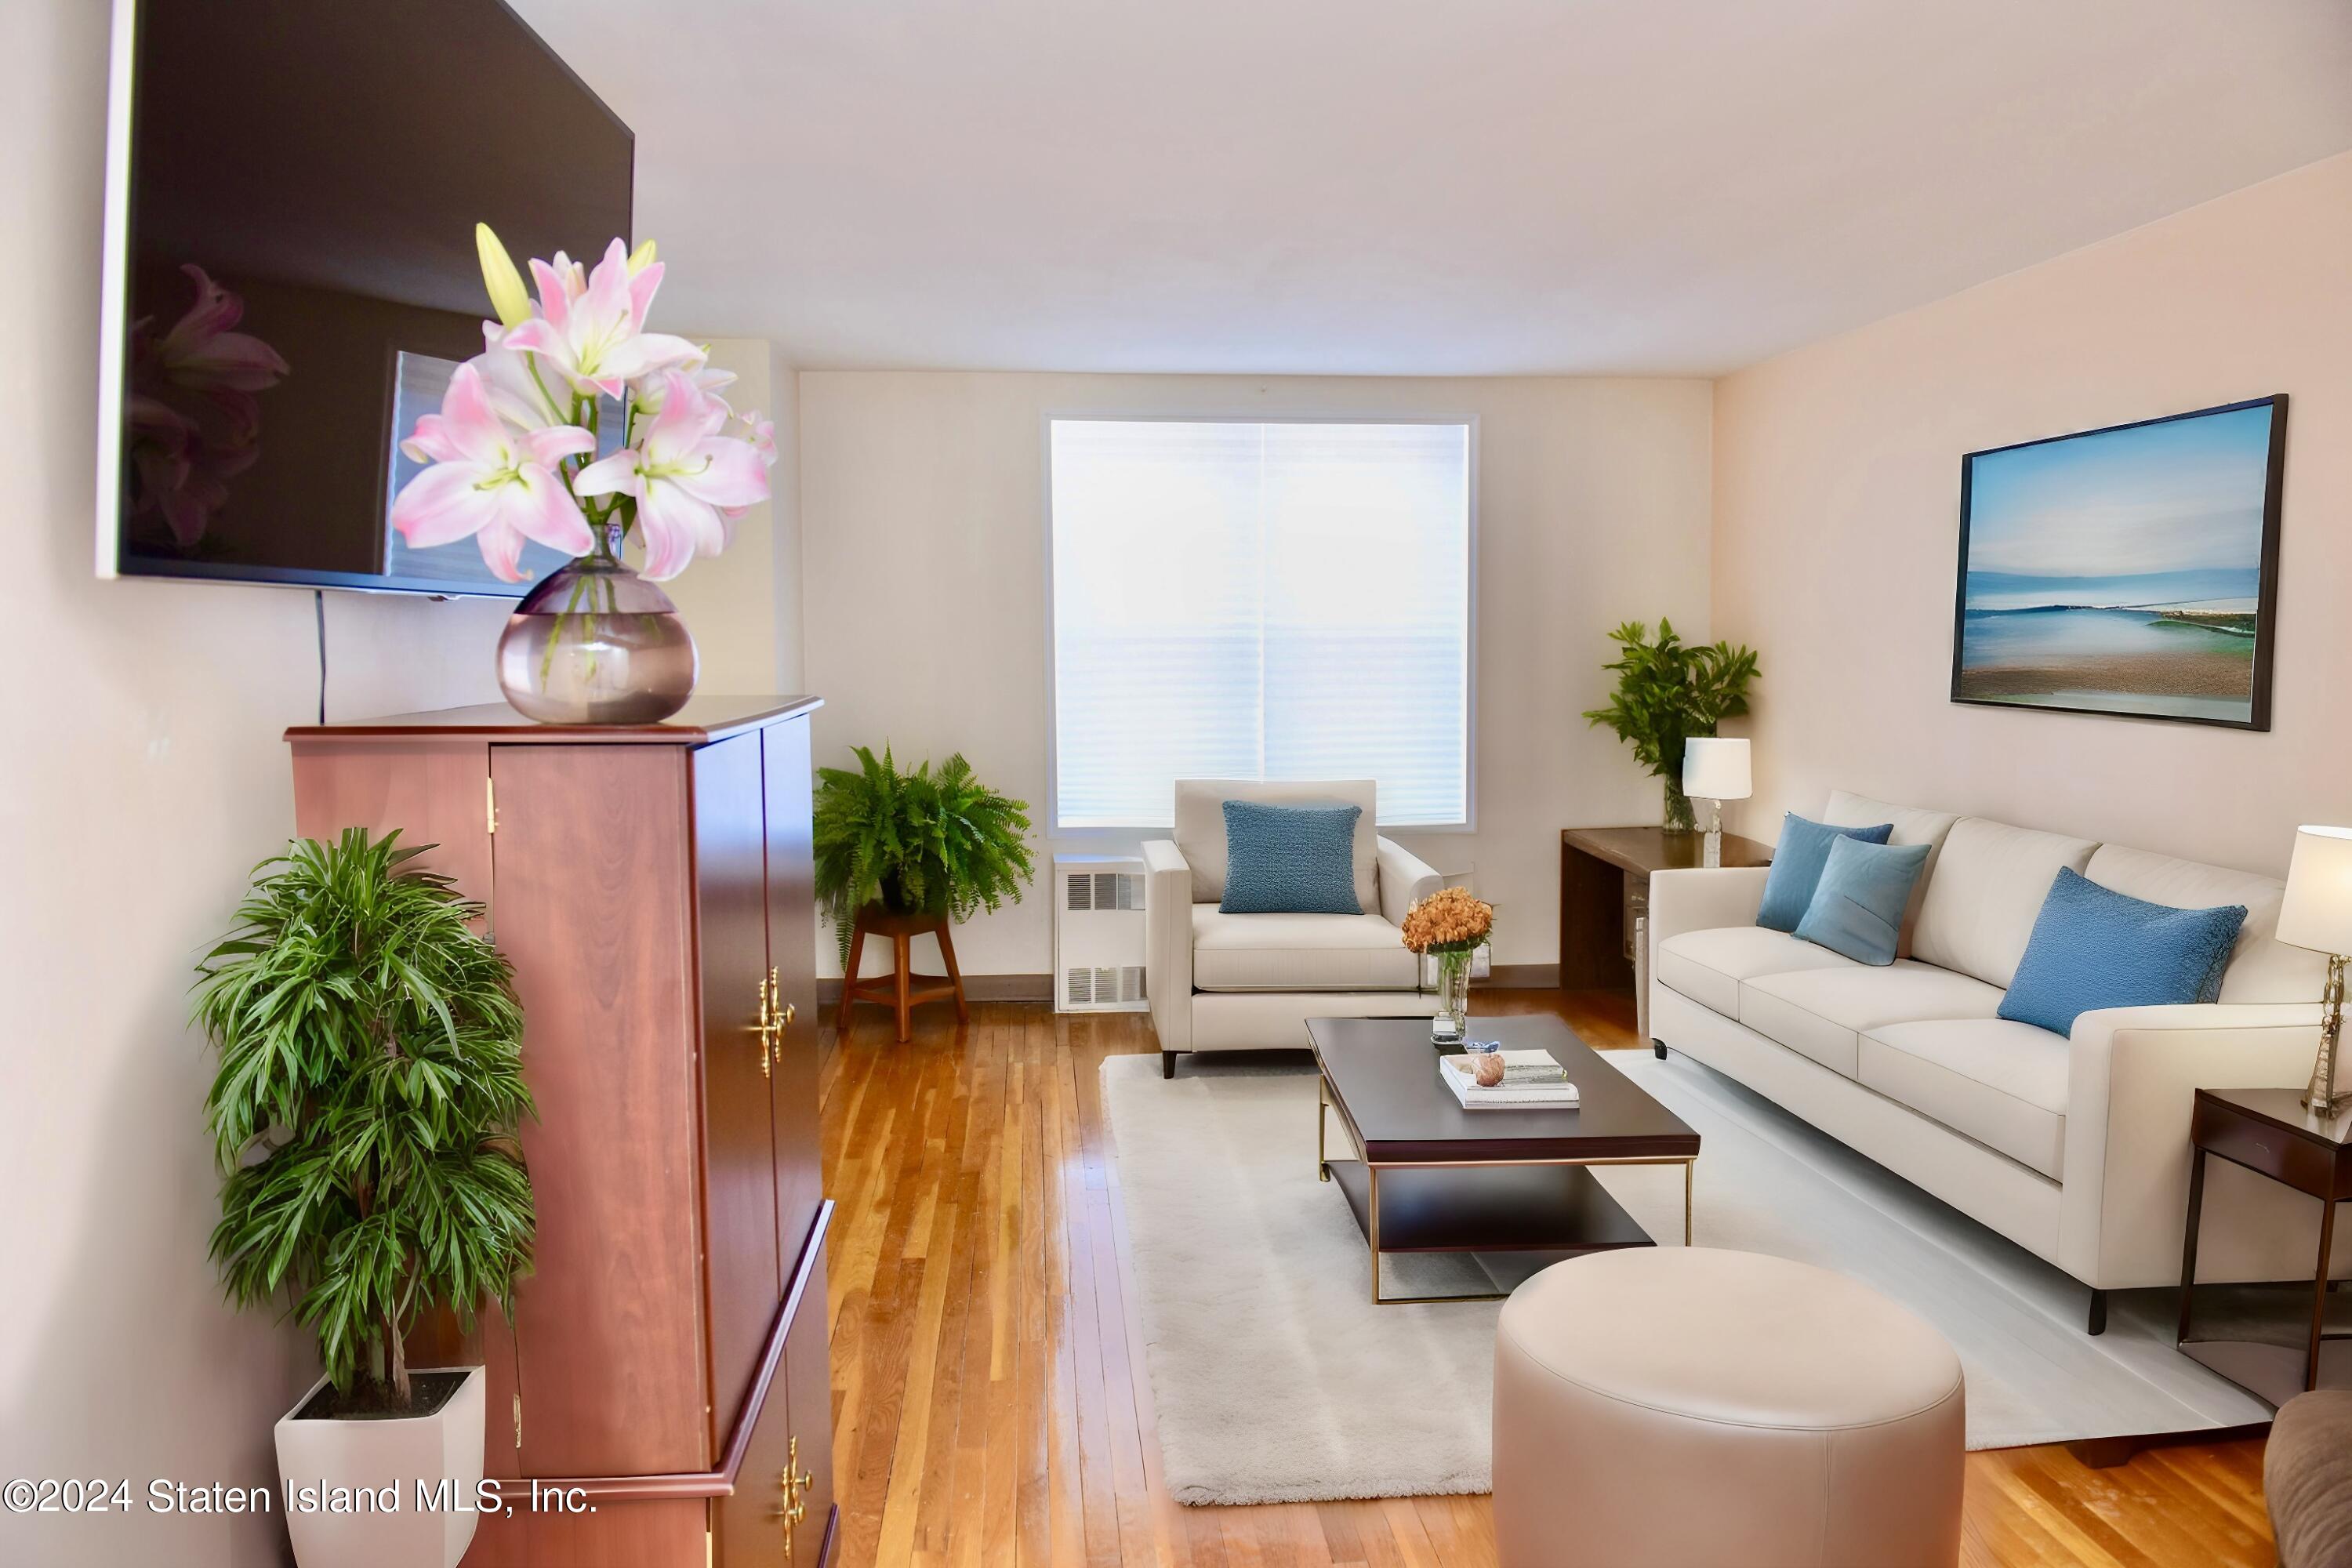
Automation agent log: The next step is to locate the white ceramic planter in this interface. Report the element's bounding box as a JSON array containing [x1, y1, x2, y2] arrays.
[[274, 1365, 485, 1568]]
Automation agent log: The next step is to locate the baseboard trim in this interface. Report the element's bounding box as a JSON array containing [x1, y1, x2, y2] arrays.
[[1479, 964, 1560, 989], [818, 973, 1053, 1005]]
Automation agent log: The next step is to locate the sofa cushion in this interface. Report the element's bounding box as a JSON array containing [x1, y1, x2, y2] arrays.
[[1757, 814, 1893, 931], [1998, 867, 2247, 1036], [2085, 843, 2322, 1004], [1910, 818, 2099, 989], [1190, 906, 1420, 992], [1741, 962, 2007, 1078], [1824, 791, 1962, 958], [1655, 927, 1858, 1018], [1794, 837, 1934, 966], [1174, 779, 1378, 910], [1858, 1018, 2069, 1179]]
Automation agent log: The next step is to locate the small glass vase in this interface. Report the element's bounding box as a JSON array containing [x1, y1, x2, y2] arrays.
[[1663, 776, 1698, 835], [1430, 949, 1472, 1047], [495, 551, 698, 725]]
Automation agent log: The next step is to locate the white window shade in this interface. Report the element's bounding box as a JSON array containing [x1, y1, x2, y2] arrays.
[[1050, 419, 1472, 830]]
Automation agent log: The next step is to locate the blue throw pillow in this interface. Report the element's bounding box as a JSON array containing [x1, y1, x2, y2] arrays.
[[1220, 800, 1363, 915], [1757, 812, 1893, 931], [1793, 837, 1933, 965], [1998, 868, 2247, 1036]]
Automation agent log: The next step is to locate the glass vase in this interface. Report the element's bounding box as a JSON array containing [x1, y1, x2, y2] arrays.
[[1430, 949, 1472, 1047], [1663, 775, 1697, 835], [495, 553, 698, 724]]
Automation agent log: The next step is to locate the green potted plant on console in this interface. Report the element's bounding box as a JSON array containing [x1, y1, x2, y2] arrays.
[[195, 829, 535, 1568], [1582, 618, 1760, 833]]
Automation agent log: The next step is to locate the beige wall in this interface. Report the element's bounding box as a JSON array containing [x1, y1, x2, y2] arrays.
[[3, 3, 514, 1562], [800, 371, 1715, 975], [1712, 152, 2352, 877]]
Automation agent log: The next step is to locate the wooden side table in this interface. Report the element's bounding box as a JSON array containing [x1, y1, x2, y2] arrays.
[[1559, 827, 1773, 1049], [2178, 1087, 2352, 1406], [838, 905, 970, 1044]]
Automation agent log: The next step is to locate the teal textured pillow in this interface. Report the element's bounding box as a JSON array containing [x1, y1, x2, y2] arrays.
[[1794, 837, 1932, 965], [1758, 812, 1893, 931], [1220, 800, 1363, 915], [1998, 868, 2247, 1036]]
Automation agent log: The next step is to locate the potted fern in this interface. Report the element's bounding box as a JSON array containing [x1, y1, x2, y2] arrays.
[[1582, 618, 1761, 834], [814, 745, 1036, 964], [195, 829, 535, 1568]]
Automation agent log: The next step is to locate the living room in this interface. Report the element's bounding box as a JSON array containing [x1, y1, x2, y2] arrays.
[[10, 2, 2352, 1566]]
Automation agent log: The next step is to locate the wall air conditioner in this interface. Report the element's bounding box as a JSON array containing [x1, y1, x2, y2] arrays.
[[1053, 854, 1149, 1013]]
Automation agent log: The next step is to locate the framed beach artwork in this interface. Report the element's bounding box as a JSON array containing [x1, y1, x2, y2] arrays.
[[1951, 395, 2287, 730]]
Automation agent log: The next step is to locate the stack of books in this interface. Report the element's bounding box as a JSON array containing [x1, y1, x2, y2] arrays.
[[1439, 1049, 1581, 1110]]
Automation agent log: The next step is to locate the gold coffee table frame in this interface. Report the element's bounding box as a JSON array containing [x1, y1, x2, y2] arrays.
[[1316, 1073, 1696, 1306]]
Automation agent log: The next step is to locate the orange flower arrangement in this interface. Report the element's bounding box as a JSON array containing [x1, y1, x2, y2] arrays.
[[1400, 885, 1494, 954]]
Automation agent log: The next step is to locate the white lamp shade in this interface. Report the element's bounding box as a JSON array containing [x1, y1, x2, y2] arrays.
[[1682, 737, 1752, 801], [2278, 826, 2352, 958]]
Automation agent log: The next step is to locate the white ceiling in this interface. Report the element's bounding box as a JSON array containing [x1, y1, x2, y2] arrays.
[[513, 0, 2352, 377]]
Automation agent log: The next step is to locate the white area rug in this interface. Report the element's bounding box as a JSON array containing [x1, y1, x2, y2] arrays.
[[1101, 1047, 2278, 1505]]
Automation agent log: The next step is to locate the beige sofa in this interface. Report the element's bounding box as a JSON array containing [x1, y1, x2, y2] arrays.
[[1649, 790, 2335, 1333], [1143, 779, 1443, 1078]]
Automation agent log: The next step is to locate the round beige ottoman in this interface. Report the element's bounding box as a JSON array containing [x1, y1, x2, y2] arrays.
[[1494, 1249, 1964, 1568]]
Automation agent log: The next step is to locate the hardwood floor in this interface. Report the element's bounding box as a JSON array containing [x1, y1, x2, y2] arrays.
[[816, 993, 2274, 1568]]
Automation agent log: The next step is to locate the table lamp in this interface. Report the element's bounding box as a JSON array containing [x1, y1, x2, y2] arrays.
[[1682, 738, 1752, 869], [2278, 825, 2352, 1118]]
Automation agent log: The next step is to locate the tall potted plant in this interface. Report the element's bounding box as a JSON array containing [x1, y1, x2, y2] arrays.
[[1582, 619, 1760, 833], [195, 829, 535, 1568], [813, 745, 1036, 964]]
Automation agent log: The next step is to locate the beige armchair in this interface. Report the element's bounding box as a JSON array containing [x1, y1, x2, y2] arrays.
[[1143, 779, 1443, 1077]]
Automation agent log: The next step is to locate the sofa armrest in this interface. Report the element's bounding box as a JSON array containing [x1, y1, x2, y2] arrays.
[[1376, 836, 1443, 926], [1142, 839, 1195, 1052], [1645, 866, 1771, 963], [2059, 1001, 2325, 1287]]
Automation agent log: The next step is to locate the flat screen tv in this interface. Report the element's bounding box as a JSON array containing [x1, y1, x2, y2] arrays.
[[96, 0, 633, 596]]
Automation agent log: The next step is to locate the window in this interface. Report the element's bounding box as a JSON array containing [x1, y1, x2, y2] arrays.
[[1049, 418, 1472, 830]]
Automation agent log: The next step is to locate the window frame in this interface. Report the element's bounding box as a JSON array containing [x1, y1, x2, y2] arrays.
[[1040, 410, 1480, 838]]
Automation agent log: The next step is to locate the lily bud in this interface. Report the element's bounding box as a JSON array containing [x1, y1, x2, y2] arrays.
[[627, 239, 658, 275], [475, 223, 532, 328]]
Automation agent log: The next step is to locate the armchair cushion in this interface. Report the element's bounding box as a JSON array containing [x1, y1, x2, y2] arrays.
[[1191, 907, 1421, 992], [1174, 779, 1378, 909], [1218, 799, 1363, 914]]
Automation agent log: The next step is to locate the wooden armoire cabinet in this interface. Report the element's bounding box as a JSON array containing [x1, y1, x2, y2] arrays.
[[286, 697, 835, 1568]]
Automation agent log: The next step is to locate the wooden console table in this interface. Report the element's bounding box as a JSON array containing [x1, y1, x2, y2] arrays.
[[1559, 826, 1773, 1047]]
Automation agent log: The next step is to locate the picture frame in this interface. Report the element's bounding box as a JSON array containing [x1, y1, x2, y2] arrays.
[[1950, 394, 2287, 731]]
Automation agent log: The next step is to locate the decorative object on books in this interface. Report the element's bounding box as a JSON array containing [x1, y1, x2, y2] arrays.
[[815, 744, 1035, 1037], [1400, 884, 1494, 1045], [1439, 1048, 1580, 1109], [194, 829, 535, 1568], [1680, 736, 1751, 867], [389, 227, 779, 724], [2278, 826, 2352, 1116], [1951, 395, 2286, 730], [1793, 837, 1933, 966], [1582, 619, 1759, 833], [1997, 866, 2247, 1036], [1755, 812, 1892, 932], [1218, 799, 1363, 915]]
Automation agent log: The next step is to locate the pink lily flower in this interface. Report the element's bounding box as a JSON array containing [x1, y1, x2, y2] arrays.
[[572, 371, 768, 580], [630, 361, 738, 420], [390, 363, 597, 581], [503, 239, 702, 401], [155, 265, 290, 391], [473, 323, 572, 431]]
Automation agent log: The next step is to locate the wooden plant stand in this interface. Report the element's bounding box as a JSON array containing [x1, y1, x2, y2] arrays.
[[839, 904, 969, 1043]]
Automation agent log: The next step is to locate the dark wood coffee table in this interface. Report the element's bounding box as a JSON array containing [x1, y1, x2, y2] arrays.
[[1308, 1014, 1700, 1305]]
